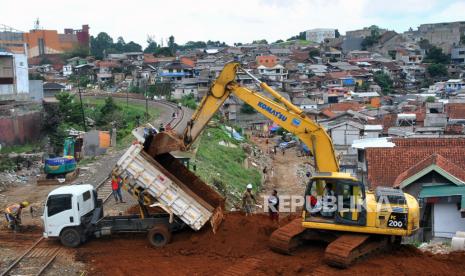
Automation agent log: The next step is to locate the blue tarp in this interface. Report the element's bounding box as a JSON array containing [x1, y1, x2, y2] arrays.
[[159, 72, 186, 77]]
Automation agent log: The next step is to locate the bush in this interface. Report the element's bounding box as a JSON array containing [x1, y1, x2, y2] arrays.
[[180, 94, 197, 109]]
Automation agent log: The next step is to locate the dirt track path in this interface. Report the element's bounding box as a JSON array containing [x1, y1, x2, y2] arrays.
[[252, 137, 309, 200]]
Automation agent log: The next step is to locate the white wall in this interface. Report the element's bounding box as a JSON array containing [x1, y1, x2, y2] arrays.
[[433, 203, 465, 238], [14, 53, 29, 94]]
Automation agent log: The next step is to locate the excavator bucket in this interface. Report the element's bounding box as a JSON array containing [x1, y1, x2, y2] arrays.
[[147, 132, 184, 156]]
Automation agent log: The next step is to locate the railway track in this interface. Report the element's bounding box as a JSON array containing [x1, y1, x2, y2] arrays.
[[0, 237, 62, 276]]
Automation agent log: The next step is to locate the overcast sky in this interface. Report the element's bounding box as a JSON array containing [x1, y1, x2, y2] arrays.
[[1, 0, 464, 47]]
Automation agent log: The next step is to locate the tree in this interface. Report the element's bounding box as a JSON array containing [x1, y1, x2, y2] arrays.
[[274, 39, 284, 44], [124, 41, 142, 52], [427, 63, 448, 78], [419, 38, 433, 51], [114, 36, 126, 52], [144, 37, 158, 53], [373, 71, 393, 94], [426, 96, 436, 103], [308, 48, 320, 58], [361, 25, 381, 50], [90, 32, 114, 59], [252, 39, 268, 45], [97, 97, 121, 126], [335, 29, 340, 38], [168, 35, 176, 55], [240, 103, 257, 114], [423, 46, 450, 64], [154, 47, 173, 57], [287, 31, 306, 41]]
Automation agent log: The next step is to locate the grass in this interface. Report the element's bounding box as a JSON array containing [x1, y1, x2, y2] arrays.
[[82, 97, 160, 148], [0, 143, 42, 154], [193, 126, 261, 203]]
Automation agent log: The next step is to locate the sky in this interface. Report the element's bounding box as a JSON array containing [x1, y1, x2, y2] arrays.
[[1, 0, 464, 47]]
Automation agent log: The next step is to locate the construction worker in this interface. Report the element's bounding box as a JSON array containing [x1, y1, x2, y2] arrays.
[[111, 173, 125, 203], [268, 190, 279, 224], [4, 201, 29, 230], [242, 184, 256, 216]]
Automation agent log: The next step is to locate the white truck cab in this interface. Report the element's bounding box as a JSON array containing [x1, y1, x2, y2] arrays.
[[42, 184, 97, 241]]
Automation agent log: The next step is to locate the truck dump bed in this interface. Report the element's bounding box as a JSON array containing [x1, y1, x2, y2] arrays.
[[115, 144, 224, 232]]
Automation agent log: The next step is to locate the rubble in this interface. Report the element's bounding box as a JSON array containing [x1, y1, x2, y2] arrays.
[[418, 241, 452, 254]]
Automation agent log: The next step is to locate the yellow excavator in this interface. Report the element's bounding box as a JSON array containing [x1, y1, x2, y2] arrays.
[[149, 62, 420, 267]]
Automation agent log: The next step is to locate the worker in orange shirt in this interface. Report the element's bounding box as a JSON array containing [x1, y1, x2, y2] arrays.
[[4, 201, 29, 230]]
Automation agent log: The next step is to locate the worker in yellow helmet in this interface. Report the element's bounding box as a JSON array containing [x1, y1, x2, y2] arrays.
[[4, 201, 29, 230]]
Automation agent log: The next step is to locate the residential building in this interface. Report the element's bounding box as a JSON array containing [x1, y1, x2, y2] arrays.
[[445, 79, 465, 93], [0, 50, 29, 100], [256, 55, 278, 67], [0, 24, 90, 58], [417, 21, 465, 53], [305, 28, 336, 43], [257, 64, 288, 82], [358, 138, 465, 240], [451, 47, 465, 64]]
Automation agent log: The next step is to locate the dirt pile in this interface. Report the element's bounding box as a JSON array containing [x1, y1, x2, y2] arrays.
[[76, 212, 465, 276]]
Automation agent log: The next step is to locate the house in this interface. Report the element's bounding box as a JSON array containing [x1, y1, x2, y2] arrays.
[[451, 47, 465, 64], [0, 51, 29, 101], [256, 55, 278, 67], [159, 60, 194, 82], [445, 79, 465, 93], [257, 64, 288, 82], [43, 82, 65, 97], [359, 138, 465, 240], [305, 28, 336, 43], [62, 64, 73, 76], [292, 97, 317, 110], [446, 103, 465, 124], [221, 96, 240, 121], [347, 50, 372, 60]]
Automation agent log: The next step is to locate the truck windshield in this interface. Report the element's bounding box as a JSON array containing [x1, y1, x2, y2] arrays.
[[47, 194, 72, 217]]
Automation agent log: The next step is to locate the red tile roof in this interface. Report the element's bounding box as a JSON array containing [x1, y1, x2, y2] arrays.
[[446, 103, 465, 119], [323, 102, 363, 113], [393, 153, 465, 187], [321, 109, 336, 118], [365, 138, 465, 188]]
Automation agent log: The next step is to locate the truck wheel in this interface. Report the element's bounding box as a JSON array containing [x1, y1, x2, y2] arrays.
[[147, 225, 171, 247], [60, 228, 81, 248]]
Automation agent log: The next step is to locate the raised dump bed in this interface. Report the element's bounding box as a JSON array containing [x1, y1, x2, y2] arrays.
[[114, 144, 225, 232]]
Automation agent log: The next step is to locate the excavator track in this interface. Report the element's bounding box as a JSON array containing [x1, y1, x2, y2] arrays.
[[324, 234, 389, 268], [269, 218, 307, 254]]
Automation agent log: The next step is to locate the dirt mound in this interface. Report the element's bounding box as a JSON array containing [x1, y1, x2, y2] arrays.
[[75, 213, 465, 276]]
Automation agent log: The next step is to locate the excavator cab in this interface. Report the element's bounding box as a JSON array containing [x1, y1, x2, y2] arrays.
[[304, 174, 367, 227]]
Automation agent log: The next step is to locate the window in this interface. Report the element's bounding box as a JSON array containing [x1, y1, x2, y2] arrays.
[[47, 194, 72, 217], [83, 191, 91, 201]]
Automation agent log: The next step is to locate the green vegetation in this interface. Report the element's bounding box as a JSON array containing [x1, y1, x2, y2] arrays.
[[287, 31, 306, 41], [0, 143, 41, 154], [373, 71, 393, 94], [426, 96, 436, 103], [42, 92, 159, 153], [427, 63, 448, 78], [308, 48, 321, 58], [179, 94, 197, 109], [361, 25, 381, 50], [240, 103, 257, 114], [423, 46, 450, 64], [193, 127, 261, 202]]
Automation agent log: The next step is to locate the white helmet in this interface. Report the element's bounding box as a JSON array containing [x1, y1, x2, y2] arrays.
[[246, 183, 253, 189]]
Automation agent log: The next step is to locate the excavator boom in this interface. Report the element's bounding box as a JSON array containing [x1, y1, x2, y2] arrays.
[[149, 62, 339, 172]]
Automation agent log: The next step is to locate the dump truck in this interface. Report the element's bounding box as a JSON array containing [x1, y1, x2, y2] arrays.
[[42, 144, 224, 248]]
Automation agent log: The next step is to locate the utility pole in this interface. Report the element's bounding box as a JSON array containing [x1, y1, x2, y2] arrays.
[[78, 70, 87, 132], [145, 80, 149, 121]]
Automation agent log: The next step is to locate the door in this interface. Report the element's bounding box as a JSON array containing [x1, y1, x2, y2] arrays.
[[44, 194, 76, 237], [433, 203, 465, 238]]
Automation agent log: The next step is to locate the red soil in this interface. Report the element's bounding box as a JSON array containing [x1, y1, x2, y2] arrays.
[[75, 212, 465, 276]]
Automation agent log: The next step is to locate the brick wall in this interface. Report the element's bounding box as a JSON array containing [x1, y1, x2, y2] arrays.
[[0, 111, 42, 146]]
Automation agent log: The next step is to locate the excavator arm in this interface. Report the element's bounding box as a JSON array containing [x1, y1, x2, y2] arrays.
[[149, 62, 339, 173]]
